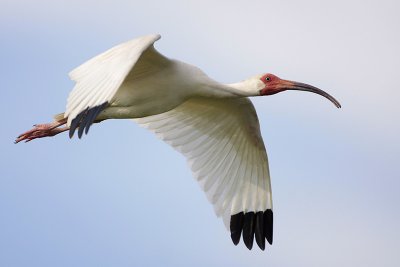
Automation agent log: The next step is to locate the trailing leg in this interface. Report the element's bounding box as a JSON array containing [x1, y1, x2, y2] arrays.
[[15, 114, 69, 143]]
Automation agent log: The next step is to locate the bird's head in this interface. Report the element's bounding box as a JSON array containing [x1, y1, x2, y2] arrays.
[[258, 73, 341, 108]]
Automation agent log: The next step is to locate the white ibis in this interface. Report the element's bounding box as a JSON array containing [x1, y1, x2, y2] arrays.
[[16, 34, 341, 250]]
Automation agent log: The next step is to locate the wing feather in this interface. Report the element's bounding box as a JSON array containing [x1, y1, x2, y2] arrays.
[[134, 97, 273, 250], [65, 34, 162, 126]]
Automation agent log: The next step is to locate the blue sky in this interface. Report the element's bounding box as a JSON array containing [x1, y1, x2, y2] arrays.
[[1, 0, 399, 266]]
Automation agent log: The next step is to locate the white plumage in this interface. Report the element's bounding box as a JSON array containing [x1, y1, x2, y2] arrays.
[[66, 34, 162, 125], [16, 34, 341, 251], [134, 97, 272, 227]]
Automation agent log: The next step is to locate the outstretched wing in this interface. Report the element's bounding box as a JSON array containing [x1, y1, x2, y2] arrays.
[[134, 97, 273, 250], [65, 34, 169, 137]]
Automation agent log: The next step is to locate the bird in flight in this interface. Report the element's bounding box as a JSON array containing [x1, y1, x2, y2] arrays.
[[16, 34, 341, 250]]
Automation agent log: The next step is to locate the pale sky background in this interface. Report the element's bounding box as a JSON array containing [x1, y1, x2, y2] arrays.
[[1, 0, 400, 266]]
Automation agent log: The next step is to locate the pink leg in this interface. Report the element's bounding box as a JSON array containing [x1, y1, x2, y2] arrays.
[[15, 119, 69, 144]]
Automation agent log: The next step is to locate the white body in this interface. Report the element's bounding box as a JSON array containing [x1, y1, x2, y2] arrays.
[[65, 34, 272, 230], [105, 60, 227, 119]]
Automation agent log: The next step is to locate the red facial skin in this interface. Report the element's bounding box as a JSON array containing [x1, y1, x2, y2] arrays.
[[259, 73, 293, 96]]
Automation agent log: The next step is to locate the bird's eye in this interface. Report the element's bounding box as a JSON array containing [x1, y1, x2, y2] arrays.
[[265, 77, 271, 82]]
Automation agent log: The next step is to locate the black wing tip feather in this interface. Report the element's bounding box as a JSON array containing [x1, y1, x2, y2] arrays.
[[255, 211, 265, 250], [69, 102, 108, 139], [230, 212, 244, 245], [230, 209, 273, 250], [264, 209, 273, 245], [243, 212, 256, 250]]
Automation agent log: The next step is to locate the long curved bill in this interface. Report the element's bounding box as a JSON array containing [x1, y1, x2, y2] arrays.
[[283, 80, 341, 108]]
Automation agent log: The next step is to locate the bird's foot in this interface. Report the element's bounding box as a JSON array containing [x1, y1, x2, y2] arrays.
[[15, 119, 69, 144]]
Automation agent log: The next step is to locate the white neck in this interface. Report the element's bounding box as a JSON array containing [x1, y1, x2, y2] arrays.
[[178, 61, 262, 98], [226, 78, 262, 97], [199, 77, 261, 98]]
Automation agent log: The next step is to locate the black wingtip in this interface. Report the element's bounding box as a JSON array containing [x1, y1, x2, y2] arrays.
[[69, 109, 87, 138], [243, 212, 256, 250], [255, 211, 265, 250], [229, 209, 273, 250], [68, 103, 108, 139], [264, 209, 273, 245], [230, 212, 244, 245], [83, 102, 108, 135]]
